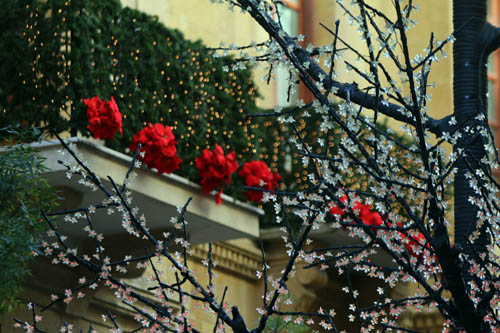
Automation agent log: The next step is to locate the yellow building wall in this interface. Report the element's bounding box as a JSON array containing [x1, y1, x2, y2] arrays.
[[314, 0, 453, 124]]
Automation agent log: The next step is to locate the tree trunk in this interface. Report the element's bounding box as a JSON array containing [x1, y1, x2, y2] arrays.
[[453, 1, 489, 253], [452, 1, 492, 331]]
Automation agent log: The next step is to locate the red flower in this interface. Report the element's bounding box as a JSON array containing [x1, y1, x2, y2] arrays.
[[358, 204, 383, 227], [84, 96, 123, 140], [329, 195, 347, 216], [331, 197, 433, 263], [329, 195, 383, 230], [129, 123, 182, 175], [195, 144, 238, 204], [403, 232, 426, 256], [397, 224, 429, 260], [239, 161, 281, 202]]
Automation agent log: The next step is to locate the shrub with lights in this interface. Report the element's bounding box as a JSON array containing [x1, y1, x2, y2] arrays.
[[0, 0, 267, 193], [0, 0, 417, 222]]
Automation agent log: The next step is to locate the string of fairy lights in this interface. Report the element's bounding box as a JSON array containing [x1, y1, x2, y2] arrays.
[[17, 0, 319, 192]]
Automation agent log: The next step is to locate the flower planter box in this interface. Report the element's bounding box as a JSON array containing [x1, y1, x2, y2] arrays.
[[34, 137, 262, 246]]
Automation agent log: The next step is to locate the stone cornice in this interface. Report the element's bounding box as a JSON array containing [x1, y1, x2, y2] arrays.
[[192, 241, 262, 281]]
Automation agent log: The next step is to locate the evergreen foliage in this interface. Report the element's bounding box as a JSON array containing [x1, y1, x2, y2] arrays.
[[0, 126, 57, 314], [0, 0, 262, 188]]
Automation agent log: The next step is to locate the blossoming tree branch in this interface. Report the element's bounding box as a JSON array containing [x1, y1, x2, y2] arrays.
[[215, 0, 500, 331], [12, 0, 500, 332]]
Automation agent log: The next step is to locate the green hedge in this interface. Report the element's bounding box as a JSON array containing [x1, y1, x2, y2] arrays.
[[0, 126, 57, 314], [0, 0, 264, 189]]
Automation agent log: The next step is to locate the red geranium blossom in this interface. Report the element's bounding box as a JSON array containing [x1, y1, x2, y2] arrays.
[[129, 123, 182, 175], [239, 160, 281, 202], [329, 195, 383, 229], [397, 223, 430, 260], [402, 232, 427, 256], [330, 196, 431, 261], [84, 96, 123, 140], [195, 144, 238, 204]]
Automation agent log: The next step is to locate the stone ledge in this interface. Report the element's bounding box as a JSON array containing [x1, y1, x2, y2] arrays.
[[191, 241, 262, 280], [32, 137, 262, 245]]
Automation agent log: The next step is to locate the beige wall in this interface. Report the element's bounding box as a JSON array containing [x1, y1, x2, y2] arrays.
[[320, 0, 453, 124]]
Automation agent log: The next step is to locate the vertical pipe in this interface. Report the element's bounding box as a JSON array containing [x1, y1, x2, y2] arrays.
[[453, 0, 489, 252]]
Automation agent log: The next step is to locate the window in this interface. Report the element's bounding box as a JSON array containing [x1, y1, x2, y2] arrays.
[[275, 0, 314, 106], [275, 1, 300, 107], [488, 0, 500, 170]]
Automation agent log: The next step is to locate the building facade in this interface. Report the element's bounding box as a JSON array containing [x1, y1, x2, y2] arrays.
[[4, 1, 498, 332]]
